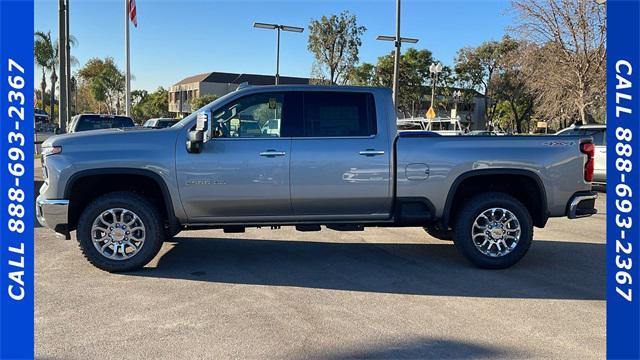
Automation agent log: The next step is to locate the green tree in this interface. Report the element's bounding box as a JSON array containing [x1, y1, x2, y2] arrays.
[[78, 58, 125, 113], [34, 32, 78, 121], [34, 31, 55, 113], [307, 11, 366, 84], [454, 36, 519, 127], [130, 88, 172, 123], [348, 63, 375, 86], [374, 48, 437, 117], [190, 94, 219, 111], [144, 88, 171, 119], [491, 46, 535, 133]]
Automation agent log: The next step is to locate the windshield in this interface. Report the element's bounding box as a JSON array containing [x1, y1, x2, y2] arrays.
[[143, 120, 155, 127], [172, 90, 238, 129], [75, 115, 135, 132]]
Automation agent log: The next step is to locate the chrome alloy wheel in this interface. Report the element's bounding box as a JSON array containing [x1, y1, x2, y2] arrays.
[[91, 208, 145, 260], [471, 207, 521, 257]]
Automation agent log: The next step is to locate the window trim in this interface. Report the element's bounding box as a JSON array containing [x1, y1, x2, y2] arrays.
[[203, 90, 380, 141]]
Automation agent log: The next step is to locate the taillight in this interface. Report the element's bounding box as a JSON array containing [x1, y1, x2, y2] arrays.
[[580, 142, 595, 182]]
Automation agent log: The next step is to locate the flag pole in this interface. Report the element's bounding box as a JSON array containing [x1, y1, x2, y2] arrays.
[[125, 0, 131, 116]]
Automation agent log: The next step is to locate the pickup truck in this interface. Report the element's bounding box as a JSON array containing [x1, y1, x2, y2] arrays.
[[37, 85, 598, 272]]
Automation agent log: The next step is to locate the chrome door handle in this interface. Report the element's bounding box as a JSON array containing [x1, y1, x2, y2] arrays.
[[359, 150, 385, 156], [259, 150, 286, 157]]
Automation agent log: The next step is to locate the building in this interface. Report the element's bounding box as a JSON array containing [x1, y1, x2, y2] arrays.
[[168, 72, 311, 116]]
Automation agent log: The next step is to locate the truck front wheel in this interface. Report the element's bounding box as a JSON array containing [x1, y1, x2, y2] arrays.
[[453, 192, 533, 269], [76, 191, 165, 272]]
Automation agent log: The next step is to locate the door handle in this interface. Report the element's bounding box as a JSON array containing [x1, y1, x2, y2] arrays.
[[359, 150, 385, 156], [259, 150, 286, 157]]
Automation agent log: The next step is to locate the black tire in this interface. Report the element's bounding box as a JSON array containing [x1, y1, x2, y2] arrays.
[[453, 192, 533, 269], [424, 225, 453, 241], [76, 191, 164, 272]]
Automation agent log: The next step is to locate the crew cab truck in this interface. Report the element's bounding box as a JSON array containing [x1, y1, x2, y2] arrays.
[[37, 85, 598, 272]]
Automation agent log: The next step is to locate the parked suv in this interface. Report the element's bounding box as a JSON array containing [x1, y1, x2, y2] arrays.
[[556, 124, 606, 184], [68, 114, 136, 133]]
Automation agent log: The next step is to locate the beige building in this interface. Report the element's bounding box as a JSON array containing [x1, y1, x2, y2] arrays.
[[168, 72, 311, 116]]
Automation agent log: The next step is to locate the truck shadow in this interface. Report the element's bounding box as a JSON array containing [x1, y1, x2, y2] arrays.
[[317, 337, 521, 359], [129, 237, 604, 300]]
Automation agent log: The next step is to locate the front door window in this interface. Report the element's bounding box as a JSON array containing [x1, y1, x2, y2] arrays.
[[212, 93, 284, 138]]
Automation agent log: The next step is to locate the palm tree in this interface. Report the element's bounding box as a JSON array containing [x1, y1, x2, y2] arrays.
[[34, 31, 78, 122], [34, 31, 54, 111]]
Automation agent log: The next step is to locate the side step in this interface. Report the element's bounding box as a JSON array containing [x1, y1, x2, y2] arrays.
[[326, 224, 364, 232], [295, 225, 321, 232], [223, 226, 245, 233]]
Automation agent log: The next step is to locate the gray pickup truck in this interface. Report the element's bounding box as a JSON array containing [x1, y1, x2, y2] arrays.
[[37, 85, 597, 272]]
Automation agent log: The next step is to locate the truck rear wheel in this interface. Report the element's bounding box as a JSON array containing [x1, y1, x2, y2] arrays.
[[76, 191, 164, 272], [453, 192, 533, 269]]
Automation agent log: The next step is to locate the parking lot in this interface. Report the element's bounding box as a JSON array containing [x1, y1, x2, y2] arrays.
[[34, 185, 605, 359]]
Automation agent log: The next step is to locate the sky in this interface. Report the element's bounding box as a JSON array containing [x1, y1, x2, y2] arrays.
[[35, 0, 514, 92]]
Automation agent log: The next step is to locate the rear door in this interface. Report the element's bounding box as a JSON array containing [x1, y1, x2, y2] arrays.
[[289, 91, 392, 219]]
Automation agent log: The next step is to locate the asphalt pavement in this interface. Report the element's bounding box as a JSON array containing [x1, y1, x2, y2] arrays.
[[34, 188, 606, 359]]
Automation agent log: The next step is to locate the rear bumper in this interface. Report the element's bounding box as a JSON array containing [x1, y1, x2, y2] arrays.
[[36, 195, 70, 236], [567, 191, 598, 219]]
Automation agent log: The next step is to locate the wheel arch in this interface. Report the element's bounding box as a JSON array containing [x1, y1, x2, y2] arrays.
[[441, 168, 549, 228], [64, 168, 179, 233]]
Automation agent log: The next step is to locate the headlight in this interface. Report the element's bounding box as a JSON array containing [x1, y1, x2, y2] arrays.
[[41, 145, 62, 157]]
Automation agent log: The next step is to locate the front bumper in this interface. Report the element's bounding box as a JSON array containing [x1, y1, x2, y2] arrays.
[[36, 195, 70, 237], [567, 191, 598, 219]]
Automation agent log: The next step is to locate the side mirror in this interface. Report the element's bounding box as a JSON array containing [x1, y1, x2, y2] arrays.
[[186, 112, 210, 154], [186, 129, 204, 153]]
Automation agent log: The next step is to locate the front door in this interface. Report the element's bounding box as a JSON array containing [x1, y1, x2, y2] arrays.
[[176, 92, 292, 221]]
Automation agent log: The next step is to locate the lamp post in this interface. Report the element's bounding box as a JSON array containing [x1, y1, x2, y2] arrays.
[[253, 22, 304, 85], [376, 0, 418, 106], [376, 35, 419, 106], [429, 62, 443, 113], [452, 90, 462, 113]]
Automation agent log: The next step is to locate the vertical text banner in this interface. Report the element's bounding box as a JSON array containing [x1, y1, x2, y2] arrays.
[[0, 0, 35, 359], [607, 0, 640, 359]]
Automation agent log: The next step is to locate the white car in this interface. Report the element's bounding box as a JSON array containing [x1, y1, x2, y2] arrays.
[[143, 118, 179, 129], [556, 124, 606, 184]]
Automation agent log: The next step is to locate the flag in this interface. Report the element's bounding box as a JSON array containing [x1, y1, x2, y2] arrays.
[[129, 0, 137, 27]]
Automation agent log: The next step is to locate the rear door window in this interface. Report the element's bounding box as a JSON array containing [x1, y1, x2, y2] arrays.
[[302, 92, 376, 137]]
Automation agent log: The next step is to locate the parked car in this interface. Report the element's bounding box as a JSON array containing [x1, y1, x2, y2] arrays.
[[68, 114, 136, 133], [556, 124, 606, 185], [35, 108, 50, 123], [143, 118, 179, 129], [37, 86, 597, 272]]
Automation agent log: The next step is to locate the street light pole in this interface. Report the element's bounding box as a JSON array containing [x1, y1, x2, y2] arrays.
[[393, 0, 401, 105], [125, 0, 131, 116], [276, 27, 281, 85], [376, 34, 419, 106], [253, 22, 304, 85], [64, 0, 71, 120], [58, 0, 67, 132], [376, 0, 418, 109], [429, 62, 443, 115]]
